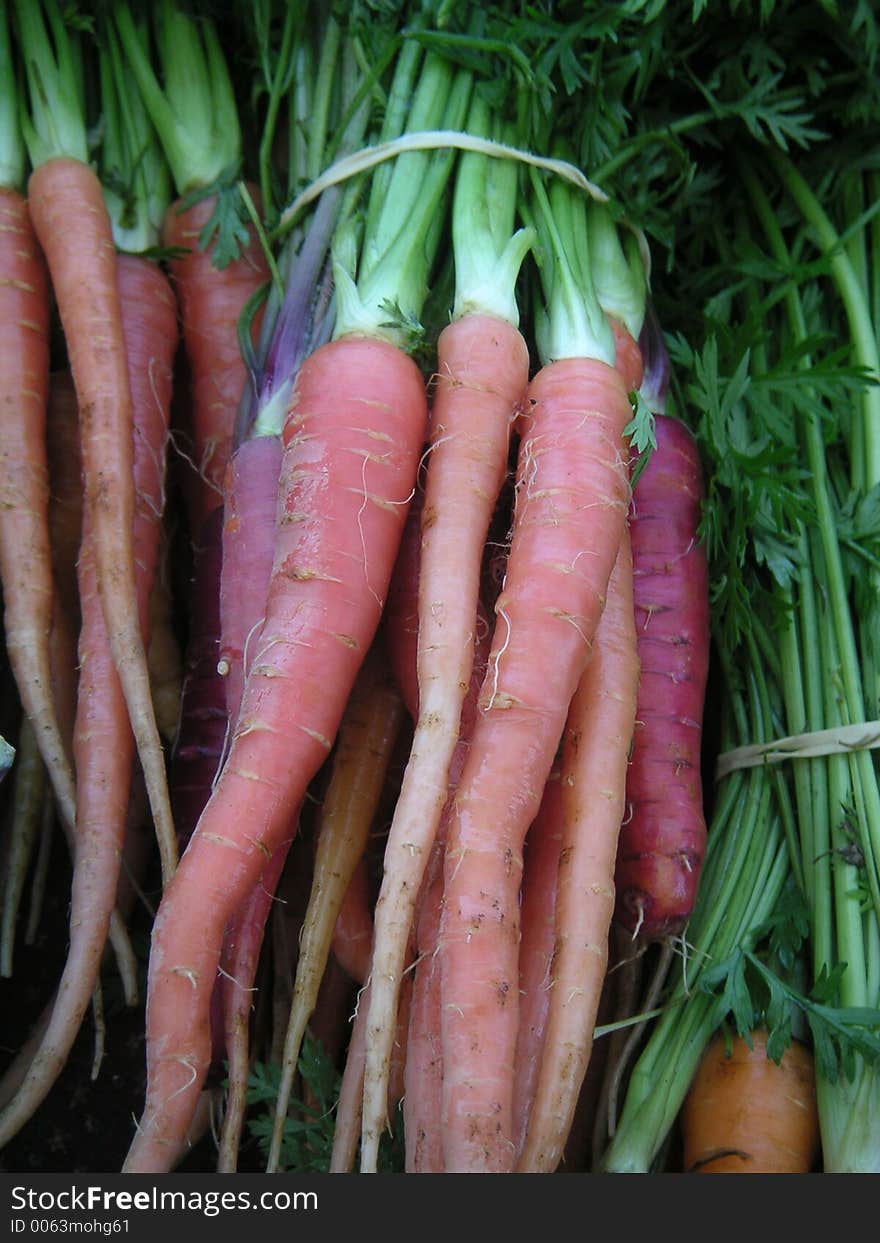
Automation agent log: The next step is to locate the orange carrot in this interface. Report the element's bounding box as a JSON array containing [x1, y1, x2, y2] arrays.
[[438, 354, 633, 1172], [680, 1029, 820, 1173], [123, 335, 427, 1173], [517, 533, 640, 1171]]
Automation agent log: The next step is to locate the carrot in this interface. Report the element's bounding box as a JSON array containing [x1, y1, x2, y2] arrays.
[[394, 552, 494, 1175], [124, 40, 470, 1173], [114, 1, 271, 536], [17, 0, 177, 885], [216, 839, 291, 1175], [437, 351, 633, 1171], [123, 335, 428, 1173], [0, 142, 76, 833], [265, 641, 405, 1172], [517, 533, 640, 1171], [0, 248, 177, 1151], [360, 95, 534, 1173], [330, 971, 414, 1175], [1, 348, 138, 1077], [614, 410, 710, 941], [44, 370, 83, 760], [167, 503, 227, 851], [510, 764, 565, 1160], [217, 436, 285, 726], [514, 233, 647, 1168], [217, 186, 353, 1174], [434, 169, 637, 1172], [332, 856, 376, 988], [162, 194, 270, 532], [680, 1029, 820, 1173]]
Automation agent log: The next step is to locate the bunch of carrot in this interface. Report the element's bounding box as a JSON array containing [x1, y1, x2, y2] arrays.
[[7, 0, 877, 1179]]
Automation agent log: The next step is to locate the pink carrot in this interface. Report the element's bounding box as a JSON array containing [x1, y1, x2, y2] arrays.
[[124, 334, 427, 1173], [214, 431, 290, 1173], [329, 971, 413, 1174], [361, 311, 530, 1171], [0, 188, 77, 833], [402, 597, 493, 1174], [517, 532, 640, 1171], [511, 764, 565, 1159], [0, 252, 177, 1149], [437, 354, 633, 1172], [265, 642, 405, 1173], [332, 857, 374, 987], [357, 99, 537, 1169]]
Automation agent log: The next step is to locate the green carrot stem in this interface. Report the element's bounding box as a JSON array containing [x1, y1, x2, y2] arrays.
[[14, 0, 87, 167], [331, 51, 472, 348], [740, 153, 880, 924], [113, 0, 240, 197], [768, 148, 880, 492], [0, 0, 24, 190], [99, 23, 170, 254], [528, 166, 615, 365], [449, 93, 534, 325]]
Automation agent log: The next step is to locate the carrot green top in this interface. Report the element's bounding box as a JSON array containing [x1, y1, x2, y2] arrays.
[[529, 169, 616, 367], [0, 2, 23, 191], [588, 199, 648, 345], [449, 94, 535, 327], [13, 0, 88, 171], [113, 0, 240, 200], [330, 46, 472, 350], [98, 23, 171, 256]]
